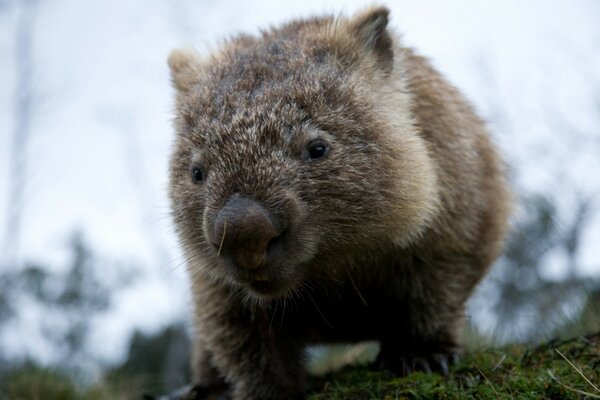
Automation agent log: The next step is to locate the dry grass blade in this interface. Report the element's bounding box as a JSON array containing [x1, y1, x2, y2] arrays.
[[547, 370, 600, 399], [555, 348, 600, 393], [473, 361, 500, 400], [491, 354, 506, 372]]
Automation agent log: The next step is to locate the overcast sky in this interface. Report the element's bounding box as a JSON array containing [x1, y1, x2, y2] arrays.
[[1, 0, 599, 365]]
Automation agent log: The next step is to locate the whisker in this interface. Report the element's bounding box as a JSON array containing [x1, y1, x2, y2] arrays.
[[307, 292, 332, 330], [346, 268, 367, 306], [217, 220, 227, 256], [269, 300, 279, 334]]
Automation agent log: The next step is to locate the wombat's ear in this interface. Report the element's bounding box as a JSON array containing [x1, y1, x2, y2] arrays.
[[168, 48, 203, 92], [349, 6, 393, 70]]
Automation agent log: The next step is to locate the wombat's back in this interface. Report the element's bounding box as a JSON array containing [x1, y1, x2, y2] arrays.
[[401, 48, 511, 278]]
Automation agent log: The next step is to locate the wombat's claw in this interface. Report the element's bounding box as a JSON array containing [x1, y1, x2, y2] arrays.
[[377, 352, 459, 376], [426, 353, 460, 375]]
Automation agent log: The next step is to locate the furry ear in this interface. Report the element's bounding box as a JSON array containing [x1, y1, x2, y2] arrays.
[[168, 49, 203, 92], [349, 6, 393, 70]]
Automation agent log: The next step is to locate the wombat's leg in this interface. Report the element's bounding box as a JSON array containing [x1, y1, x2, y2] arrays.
[[195, 307, 306, 400], [189, 344, 229, 399], [377, 258, 471, 376], [143, 347, 227, 400], [225, 327, 306, 400]]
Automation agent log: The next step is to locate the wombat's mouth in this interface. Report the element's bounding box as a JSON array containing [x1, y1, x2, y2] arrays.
[[246, 278, 283, 297], [253, 272, 270, 282], [229, 266, 299, 299]]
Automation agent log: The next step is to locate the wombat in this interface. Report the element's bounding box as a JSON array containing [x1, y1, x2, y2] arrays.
[[167, 6, 511, 400]]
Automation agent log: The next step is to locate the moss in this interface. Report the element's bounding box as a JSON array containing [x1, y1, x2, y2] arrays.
[[308, 333, 600, 400], [2, 334, 598, 399], [0, 365, 133, 400], [1, 366, 80, 400]]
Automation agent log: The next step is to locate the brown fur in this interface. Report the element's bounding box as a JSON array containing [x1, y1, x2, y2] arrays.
[[167, 6, 511, 399]]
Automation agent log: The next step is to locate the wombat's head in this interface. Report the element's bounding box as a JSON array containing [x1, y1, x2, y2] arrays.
[[168, 7, 439, 300]]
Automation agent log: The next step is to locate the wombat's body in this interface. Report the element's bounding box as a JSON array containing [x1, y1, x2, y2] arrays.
[[168, 6, 511, 399]]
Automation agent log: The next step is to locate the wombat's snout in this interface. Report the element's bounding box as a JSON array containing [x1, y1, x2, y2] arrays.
[[213, 196, 283, 270]]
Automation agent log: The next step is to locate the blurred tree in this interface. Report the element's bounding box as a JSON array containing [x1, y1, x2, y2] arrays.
[[488, 194, 599, 342], [0, 231, 135, 383], [108, 323, 191, 396], [1, 0, 38, 267], [53, 233, 112, 376], [472, 50, 600, 343]]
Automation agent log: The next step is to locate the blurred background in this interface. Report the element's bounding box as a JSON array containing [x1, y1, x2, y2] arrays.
[[1, 0, 599, 396]]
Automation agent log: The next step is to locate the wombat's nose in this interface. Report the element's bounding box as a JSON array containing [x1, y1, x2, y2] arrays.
[[213, 196, 280, 270]]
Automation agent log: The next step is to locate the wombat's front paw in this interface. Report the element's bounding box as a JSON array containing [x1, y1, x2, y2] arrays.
[[376, 351, 459, 376], [184, 384, 230, 400]]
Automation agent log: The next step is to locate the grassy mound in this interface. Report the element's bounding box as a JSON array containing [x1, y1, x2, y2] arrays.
[[309, 334, 599, 399], [2, 334, 598, 399]]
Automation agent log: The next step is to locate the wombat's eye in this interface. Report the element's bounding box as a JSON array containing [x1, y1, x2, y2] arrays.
[[307, 140, 329, 161], [191, 165, 204, 183]]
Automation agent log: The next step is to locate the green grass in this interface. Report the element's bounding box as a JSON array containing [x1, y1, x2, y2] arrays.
[[308, 333, 600, 400], [2, 334, 598, 400], [0, 365, 136, 400]]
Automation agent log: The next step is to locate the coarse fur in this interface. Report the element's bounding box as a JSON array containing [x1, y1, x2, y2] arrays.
[[167, 6, 511, 400]]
